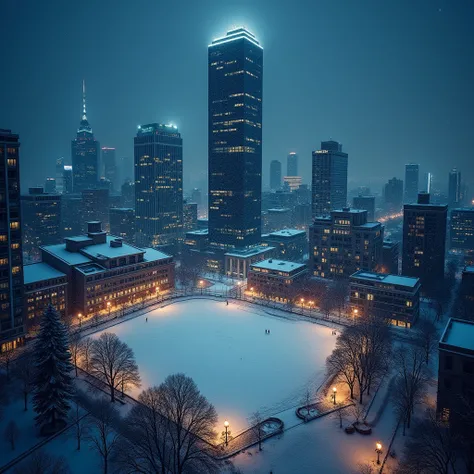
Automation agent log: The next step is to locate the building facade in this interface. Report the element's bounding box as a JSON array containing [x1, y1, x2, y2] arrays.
[[72, 81, 100, 192], [353, 195, 375, 221], [208, 27, 263, 249], [381, 240, 399, 275], [23, 263, 67, 334], [283, 176, 302, 192], [0, 129, 24, 352], [262, 229, 306, 262], [450, 208, 474, 251], [63, 165, 73, 194], [402, 192, 447, 288], [448, 168, 462, 208], [312, 140, 348, 217], [270, 160, 281, 190], [183, 202, 198, 231], [109, 208, 135, 243], [81, 188, 110, 233], [349, 270, 420, 327], [41, 221, 174, 318], [134, 123, 183, 247], [384, 177, 403, 211], [101, 147, 117, 191], [404, 164, 419, 204], [247, 258, 307, 303], [21, 187, 62, 261], [287, 152, 298, 176], [44, 177, 56, 193], [225, 246, 275, 280], [309, 208, 384, 279], [263, 208, 292, 233]]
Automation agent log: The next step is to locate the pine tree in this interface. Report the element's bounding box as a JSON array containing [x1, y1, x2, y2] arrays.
[[32, 304, 74, 433]]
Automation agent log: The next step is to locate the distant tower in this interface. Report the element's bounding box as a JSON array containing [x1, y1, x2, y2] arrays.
[[101, 147, 117, 191], [404, 164, 419, 204], [55, 157, 65, 193], [384, 178, 404, 211], [311, 140, 348, 217], [270, 160, 282, 190], [287, 152, 298, 177], [448, 168, 462, 208], [71, 80, 100, 192]]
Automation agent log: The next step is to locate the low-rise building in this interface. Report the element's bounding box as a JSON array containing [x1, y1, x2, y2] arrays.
[[437, 318, 474, 431], [349, 270, 420, 327], [247, 259, 308, 303], [262, 229, 306, 262], [23, 263, 67, 333], [41, 221, 174, 319], [184, 229, 209, 251], [225, 246, 275, 280]]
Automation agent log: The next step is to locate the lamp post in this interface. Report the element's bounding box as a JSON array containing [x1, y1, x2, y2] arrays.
[[309, 301, 314, 312], [332, 387, 337, 405], [155, 286, 160, 302], [300, 298, 305, 313], [107, 301, 111, 317], [224, 420, 230, 446], [78, 313, 82, 328], [237, 281, 242, 299], [199, 280, 204, 295], [250, 287, 254, 298], [375, 442, 383, 464], [352, 307, 358, 323]]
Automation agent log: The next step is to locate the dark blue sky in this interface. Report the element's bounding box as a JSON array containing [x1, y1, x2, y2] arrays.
[[2, 0, 473, 195]]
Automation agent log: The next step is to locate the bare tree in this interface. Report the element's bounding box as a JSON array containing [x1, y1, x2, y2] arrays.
[[4, 420, 19, 450], [69, 330, 82, 377], [354, 462, 375, 474], [69, 396, 88, 451], [320, 286, 335, 320], [13, 450, 70, 474], [79, 336, 94, 372], [303, 389, 312, 417], [350, 403, 365, 425], [0, 348, 14, 380], [14, 350, 34, 411], [415, 316, 439, 364], [249, 411, 264, 451], [89, 332, 141, 402], [327, 346, 357, 399], [332, 403, 350, 428], [117, 374, 219, 474], [333, 280, 349, 321], [86, 399, 120, 474]]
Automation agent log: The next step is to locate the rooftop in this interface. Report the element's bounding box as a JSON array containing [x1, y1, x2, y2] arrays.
[[66, 236, 94, 243], [225, 246, 275, 259], [24, 263, 67, 285], [109, 208, 134, 212], [143, 248, 172, 263], [358, 222, 381, 229], [80, 236, 145, 260], [186, 229, 209, 236], [209, 27, 262, 49], [267, 229, 306, 238], [251, 259, 306, 273], [441, 318, 474, 353], [464, 266, 474, 274], [351, 270, 420, 288], [42, 243, 92, 266], [268, 208, 291, 213]]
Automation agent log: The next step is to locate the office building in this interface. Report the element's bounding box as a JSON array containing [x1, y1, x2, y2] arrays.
[[23, 263, 67, 333], [225, 246, 275, 280], [191, 188, 202, 207], [44, 177, 56, 194], [384, 177, 403, 211], [262, 229, 306, 262], [287, 152, 298, 177], [350, 271, 420, 327], [353, 195, 375, 221], [270, 160, 282, 190], [0, 129, 24, 352], [109, 208, 135, 243], [21, 187, 62, 260], [402, 192, 447, 288], [248, 259, 307, 303], [208, 27, 263, 249], [312, 140, 348, 217], [448, 168, 462, 208], [41, 221, 175, 317], [460, 267, 474, 317], [55, 157, 65, 193], [81, 188, 110, 233], [404, 164, 419, 204], [293, 203, 312, 229], [121, 180, 135, 209], [134, 123, 183, 247], [183, 201, 198, 231], [283, 176, 302, 192], [294, 184, 311, 205], [381, 240, 399, 274], [101, 147, 117, 191], [61, 194, 82, 238], [437, 318, 474, 431], [72, 81, 100, 192], [264, 208, 292, 233], [309, 208, 384, 279], [63, 165, 73, 194], [450, 208, 474, 251]]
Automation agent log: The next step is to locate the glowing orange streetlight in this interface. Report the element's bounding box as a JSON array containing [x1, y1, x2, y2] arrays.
[[332, 387, 337, 405], [224, 420, 230, 445], [107, 301, 111, 316], [375, 442, 383, 464]]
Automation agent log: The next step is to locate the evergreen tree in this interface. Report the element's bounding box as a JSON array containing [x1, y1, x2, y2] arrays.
[[32, 304, 74, 433]]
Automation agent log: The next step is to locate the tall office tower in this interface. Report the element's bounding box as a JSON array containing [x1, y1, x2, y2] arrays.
[[61, 195, 82, 238], [311, 140, 348, 217], [450, 208, 474, 251], [56, 157, 65, 193], [384, 177, 404, 211], [448, 168, 462, 208], [287, 152, 298, 176], [183, 201, 198, 231], [121, 180, 135, 209], [208, 27, 263, 249], [402, 192, 447, 288], [270, 160, 282, 190], [353, 195, 376, 221], [0, 129, 24, 352], [404, 164, 419, 203], [101, 147, 117, 191], [134, 123, 183, 247], [63, 165, 73, 194], [309, 208, 383, 279], [81, 189, 110, 233], [21, 187, 61, 260], [191, 188, 202, 206], [44, 177, 56, 193], [72, 80, 100, 192], [109, 207, 135, 243]]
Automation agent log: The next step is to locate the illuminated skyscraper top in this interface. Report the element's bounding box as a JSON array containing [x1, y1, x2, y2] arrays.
[[208, 27, 263, 249]]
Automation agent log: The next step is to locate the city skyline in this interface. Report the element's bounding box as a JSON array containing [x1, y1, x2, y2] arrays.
[[2, 0, 473, 194]]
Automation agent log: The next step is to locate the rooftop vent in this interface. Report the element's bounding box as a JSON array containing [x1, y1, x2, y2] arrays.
[[110, 238, 123, 248], [268, 259, 273, 263], [342, 207, 350, 212]]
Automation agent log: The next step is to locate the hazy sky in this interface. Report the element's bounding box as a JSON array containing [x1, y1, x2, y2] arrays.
[[1, 0, 473, 195]]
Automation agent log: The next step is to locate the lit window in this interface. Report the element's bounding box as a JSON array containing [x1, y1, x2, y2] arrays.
[[367, 294, 374, 301]]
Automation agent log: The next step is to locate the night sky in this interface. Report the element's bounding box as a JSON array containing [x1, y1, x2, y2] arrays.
[[1, 0, 473, 195]]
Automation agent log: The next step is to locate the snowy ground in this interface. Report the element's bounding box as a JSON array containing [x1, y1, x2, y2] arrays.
[[93, 299, 337, 434]]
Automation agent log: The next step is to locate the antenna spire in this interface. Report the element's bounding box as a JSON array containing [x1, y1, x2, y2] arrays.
[[82, 79, 87, 120]]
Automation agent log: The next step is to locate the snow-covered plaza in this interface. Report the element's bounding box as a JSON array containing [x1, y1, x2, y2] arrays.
[[94, 298, 337, 433]]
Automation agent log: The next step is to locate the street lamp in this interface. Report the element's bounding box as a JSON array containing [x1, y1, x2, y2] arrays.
[[155, 286, 160, 302], [224, 420, 230, 446], [309, 300, 314, 310], [107, 301, 111, 316], [332, 387, 337, 405], [250, 287, 254, 297], [352, 307, 358, 322], [78, 313, 82, 328], [199, 280, 204, 295], [375, 442, 383, 464]]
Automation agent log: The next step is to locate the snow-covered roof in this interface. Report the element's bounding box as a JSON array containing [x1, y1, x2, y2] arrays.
[[225, 246, 274, 259], [80, 236, 145, 259], [358, 222, 381, 229], [441, 318, 474, 352], [251, 259, 306, 273], [23, 263, 67, 285], [66, 236, 94, 243], [186, 229, 208, 236], [143, 248, 172, 262], [268, 229, 306, 238], [351, 271, 420, 288], [42, 243, 92, 265], [268, 208, 291, 213]]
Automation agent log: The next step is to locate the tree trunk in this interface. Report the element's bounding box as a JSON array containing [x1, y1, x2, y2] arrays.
[[359, 390, 363, 404], [110, 384, 115, 403], [350, 386, 354, 399], [402, 419, 406, 436], [77, 432, 81, 451], [103, 456, 108, 474]]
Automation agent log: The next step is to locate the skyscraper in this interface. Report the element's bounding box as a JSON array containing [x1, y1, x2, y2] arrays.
[[208, 27, 263, 249], [72, 80, 100, 192], [311, 140, 348, 217], [101, 147, 117, 191], [402, 192, 447, 288], [63, 165, 73, 194], [270, 160, 281, 190], [448, 168, 462, 208], [55, 157, 64, 193], [81, 189, 110, 232], [0, 129, 24, 352], [404, 164, 419, 204], [134, 123, 183, 247], [287, 152, 298, 176], [384, 177, 404, 211], [44, 177, 56, 193]]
